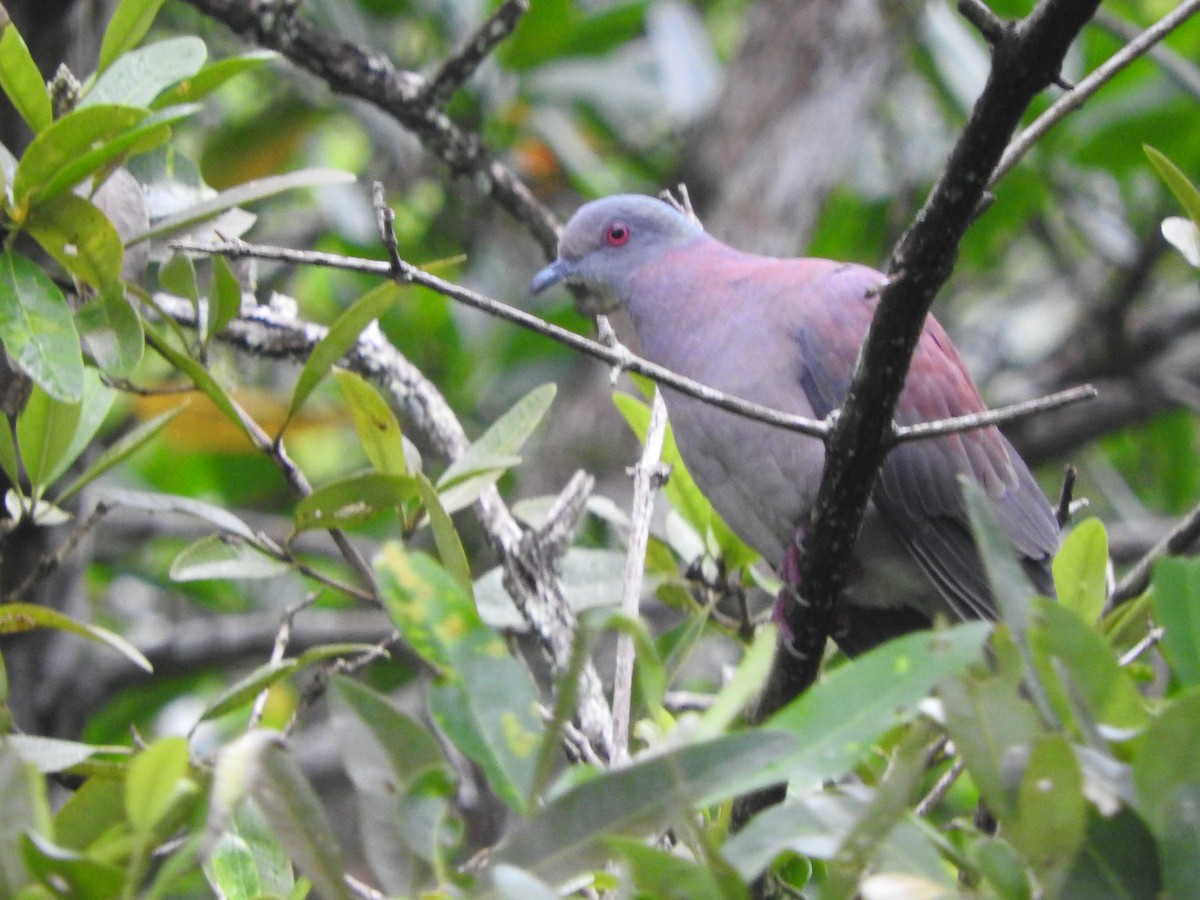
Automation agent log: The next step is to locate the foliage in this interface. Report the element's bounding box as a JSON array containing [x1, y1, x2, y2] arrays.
[[0, 0, 1197, 897]]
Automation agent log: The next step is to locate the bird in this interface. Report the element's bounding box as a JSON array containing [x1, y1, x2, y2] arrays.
[[530, 194, 1059, 654]]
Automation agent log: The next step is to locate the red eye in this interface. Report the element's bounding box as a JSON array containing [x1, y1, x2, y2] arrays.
[[605, 221, 630, 246]]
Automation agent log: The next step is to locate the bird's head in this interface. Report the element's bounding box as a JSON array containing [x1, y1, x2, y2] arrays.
[[530, 194, 704, 315]]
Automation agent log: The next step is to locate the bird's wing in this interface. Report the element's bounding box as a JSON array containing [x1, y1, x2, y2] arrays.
[[793, 264, 1057, 620]]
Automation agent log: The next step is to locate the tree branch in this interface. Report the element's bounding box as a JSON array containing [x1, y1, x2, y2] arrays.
[[760, 0, 1105, 729], [1111, 497, 1200, 605]]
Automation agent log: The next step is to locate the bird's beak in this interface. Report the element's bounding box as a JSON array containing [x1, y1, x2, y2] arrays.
[[529, 259, 569, 295]]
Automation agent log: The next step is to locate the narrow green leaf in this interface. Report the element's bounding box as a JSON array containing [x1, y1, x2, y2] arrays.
[[695, 624, 779, 740], [609, 837, 748, 900], [158, 251, 199, 302], [21, 833, 125, 900], [207, 255, 242, 346], [129, 167, 356, 244], [205, 800, 295, 900], [3, 735, 129, 774], [252, 739, 352, 900], [125, 736, 190, 832], [82, 36, 207, 109], [0, 16, 52, 132], [144, 318, 254, 444], [292, 472, 419, 533], [75, 287, 145, 378], [429, 637, 544, 814], [1007, 734, 1085, 891], [98, 0, 169, 72], [169, 534, 289, 581], [760, 623, 991, 794], [1152, 556, 1200, 686], [0, 251, 84, 402], [436, 383, 557, 512], [491, 864, 561, 900], [415, 473, 472, 593], [1134, 686, 1200, 836], [334, 368, 409, 476], [1052, 519, 1109, 624], [13, 105, 145, 206], [0, 603, 151, 671], [1146, 145, 1200, 228], [152, 51, 277, 109], [435, 455, 523, 514], [495, 731, 797, 884], [99, 485, 256, 541], [1061, 807, 1162, 900], [199, 660, 300, 723], [327, 676, 446, 788], [1027, 597, 1148, 738], [283, 282, 401, 434]]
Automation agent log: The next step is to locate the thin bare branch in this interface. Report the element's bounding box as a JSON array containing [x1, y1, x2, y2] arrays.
[[3, 500, 111, 602], [1111, 497, 1200, 605], [890, 384, 1096, 444], [992, 0, 1200, 187], [611, 389, 668, 765]]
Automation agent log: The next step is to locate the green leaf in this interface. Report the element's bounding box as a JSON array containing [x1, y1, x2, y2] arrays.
[[292, 472, 420, 533], [169, 534, 289, 581], [200, 660, 301, 723], [283, 282, 402, 435], [609, 837, 748, 900], [98, 0, 169, 73], [428, 634, 543, 814], [327, 676, 446, 789], [3, 735, 129, 774], [436, 383, 556, 513], [1027, 596, 1148, 739], [75, 287, 145, 377], [0, 603, 151, 671], [152, 51, 277, 109], [1052, 518, 1109, 623], [82, 36, 207, 109], [376, 545, 484, 672], [1152, 556, 1200, 687], [415, 473, 472, 594], [251, 738, 352, 900], [1061, 807, 1162, 900], [334, 368, 410, 476], [158, 251, 199, 302], [0, 15, 52, 132], [760, 623, 990, 794], [495, 731, 796, 885], [13, 104, 197, 209], [21, 832, 125, 900], [205, 800, 296, 900], [125, 736, 190, 832], [129, 167, 356, 244], [207, 255, 242, 347], [26, 192, 125, 290], [694, 623, 777, 740], [0, 251, 84, 402], [1006, 734, 1085, 892], [98, 486, 257, 541], [1146, 145, 1200, 228]]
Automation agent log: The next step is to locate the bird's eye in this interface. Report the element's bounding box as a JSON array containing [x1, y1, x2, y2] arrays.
[[605, 221, 630, 247]]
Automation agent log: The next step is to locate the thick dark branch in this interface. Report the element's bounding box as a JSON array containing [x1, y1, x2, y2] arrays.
[[180, 0, 561, 255], [1111, 498, 1200, 606], [764, 0, 1104, 707]]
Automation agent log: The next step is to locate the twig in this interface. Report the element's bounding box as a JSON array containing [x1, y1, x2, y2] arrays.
[[916, 757, 966, 817], [890, 384, 1096, 444], [1094, 9, 1200, 100], [958, 0, 1007, 46], [172, 236, 1097, 447], [419, 0, 529, 107], [610, 389, 668, 765], [249, 595, 317, 729], [1119, 626, 1164, 666], [1111, 498, 1200, 605], [991, 0, 1200, 188]]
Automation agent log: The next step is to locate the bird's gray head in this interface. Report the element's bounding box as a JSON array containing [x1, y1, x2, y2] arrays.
[[529, 194, 704, 315]]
